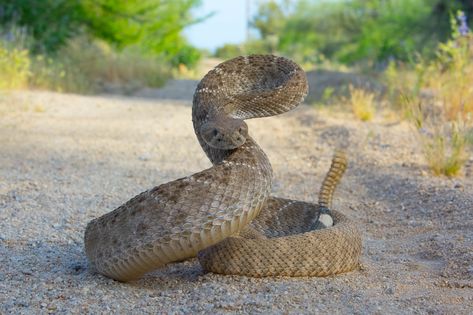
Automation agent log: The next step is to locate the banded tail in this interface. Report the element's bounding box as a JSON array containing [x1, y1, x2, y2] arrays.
[[315, 149, 348, 228]]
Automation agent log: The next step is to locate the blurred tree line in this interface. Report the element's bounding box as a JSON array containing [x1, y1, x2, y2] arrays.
[[0, 0, 202, 67], [216, 0, 473, 68]]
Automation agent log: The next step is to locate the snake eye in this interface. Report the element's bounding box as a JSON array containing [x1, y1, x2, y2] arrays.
[[212, 129, 219, 137], [237, 122, 248, 136]]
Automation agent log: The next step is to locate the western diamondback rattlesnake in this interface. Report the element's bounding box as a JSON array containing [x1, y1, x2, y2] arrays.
[[84, 55, 361, 281]]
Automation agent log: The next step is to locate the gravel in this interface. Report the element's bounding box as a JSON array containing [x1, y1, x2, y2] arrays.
[[0, 90, 472, 314]]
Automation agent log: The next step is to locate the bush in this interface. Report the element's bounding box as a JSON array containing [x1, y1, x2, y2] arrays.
[[0, 31, 171, 93], [397, 11, 473, 176], [248, 0, 473, 67], [409, 101, 472, 176], [0, 41, 30, 89], [51, 38, 171, 93], [214, 44, 243, 60]]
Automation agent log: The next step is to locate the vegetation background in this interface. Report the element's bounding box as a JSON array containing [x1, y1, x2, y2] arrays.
[[0, 0, 472, 176]]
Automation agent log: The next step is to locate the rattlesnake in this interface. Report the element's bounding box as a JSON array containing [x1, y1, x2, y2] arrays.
[[199, 149, 361, 277], [84, 55, 362, 281]]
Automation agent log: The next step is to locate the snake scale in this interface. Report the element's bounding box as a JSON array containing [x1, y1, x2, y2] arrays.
[[84, 55, 362, 281]]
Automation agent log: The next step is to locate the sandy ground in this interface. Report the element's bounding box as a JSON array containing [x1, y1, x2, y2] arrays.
[[0, 88, 472, 314]]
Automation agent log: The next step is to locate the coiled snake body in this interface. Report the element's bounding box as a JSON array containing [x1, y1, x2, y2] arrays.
[[84, 55, 361, 281]]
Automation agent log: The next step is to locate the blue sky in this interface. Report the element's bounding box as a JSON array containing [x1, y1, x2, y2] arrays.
[[184, 0, 252, 51]]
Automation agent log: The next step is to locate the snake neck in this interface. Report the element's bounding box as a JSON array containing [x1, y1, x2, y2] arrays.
[[192, 106, 273, 199], [194, 133, 235, 165], [195, 125, 272, 175], [222, 136, 273, 175]]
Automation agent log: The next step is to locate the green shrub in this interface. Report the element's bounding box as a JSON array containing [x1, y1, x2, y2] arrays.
[[29, 54, 70, 92], [214, 44, 243, 60], [249, 0, 473, 67], [0, 42, 30, 90]]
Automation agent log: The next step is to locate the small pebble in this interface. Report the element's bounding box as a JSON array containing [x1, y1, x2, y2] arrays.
[[468, 265, 473, 276], [19, 301, 29, 307], [385, 286, 395, 295], [138, 154, 151, 161]]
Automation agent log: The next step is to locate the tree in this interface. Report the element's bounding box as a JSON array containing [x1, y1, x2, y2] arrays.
[[251, 0, 286, 39], [275, 0, 473, 66], [0, 0, 84, 53], [0, 0, 202, 66], [250, 0, 287, 53]]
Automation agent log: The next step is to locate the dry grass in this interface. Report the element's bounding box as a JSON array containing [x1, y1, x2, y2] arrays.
[[30, 38, 171, 93], [390, 30, 473, 176], [348, 85, 376, 121], [407, 100, 472, 176], [0, 33, 171, 94]]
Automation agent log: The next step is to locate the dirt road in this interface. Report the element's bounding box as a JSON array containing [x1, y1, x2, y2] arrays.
[[0, 89, 472, 314]]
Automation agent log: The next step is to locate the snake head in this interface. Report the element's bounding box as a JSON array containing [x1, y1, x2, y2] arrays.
[[200, 117, 248, 149]]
